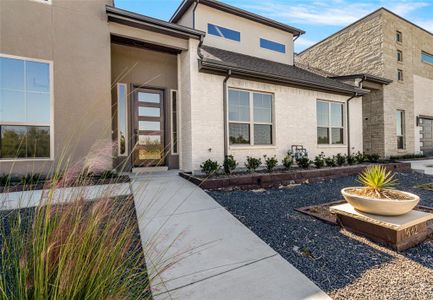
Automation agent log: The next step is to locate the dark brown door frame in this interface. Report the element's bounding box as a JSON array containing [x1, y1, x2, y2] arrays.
[[131, 85, 166, 167]]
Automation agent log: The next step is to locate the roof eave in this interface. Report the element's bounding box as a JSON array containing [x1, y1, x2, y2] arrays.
[[170, 0, 305, 36], [199, 60, 368, 96], [330, 74, 393, 85], [107, 5, 205, 39]]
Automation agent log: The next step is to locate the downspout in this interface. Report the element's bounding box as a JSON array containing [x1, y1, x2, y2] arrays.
[[347, 76, 366, 155], [223, 70, 232, 157], [192, 1, 204, 60], [192, 0, 200, 29]]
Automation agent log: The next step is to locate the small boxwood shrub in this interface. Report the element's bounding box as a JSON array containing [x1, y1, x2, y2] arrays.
[[200, 159, 220, 176], [296, 157, 311, 169], [324, 156, 336, 167], [223, 155, 238, 175], [313, 153, 325, 169], [346, 154, 356, 165], [282, 155, 293, 169], [355, 151, 366, 163], [245, 156, 262, 172], [264, 155, 278, 172], [335, 153, 346, 166], [366, 153, 380, 163]]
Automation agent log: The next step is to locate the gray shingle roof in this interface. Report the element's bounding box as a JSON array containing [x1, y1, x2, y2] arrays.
[[200, 46, 367, 96]]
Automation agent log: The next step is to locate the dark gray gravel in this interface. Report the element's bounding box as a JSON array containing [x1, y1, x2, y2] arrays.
[[208, 172, 433, 300]]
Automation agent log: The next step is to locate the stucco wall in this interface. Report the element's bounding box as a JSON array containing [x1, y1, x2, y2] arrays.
[[194, 4, 294, 65], [187, 71, 363, 171], [0, 0, 112, 175]]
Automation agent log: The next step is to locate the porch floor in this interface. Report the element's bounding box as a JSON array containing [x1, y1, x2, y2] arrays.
[[130, 170, 329, 300]]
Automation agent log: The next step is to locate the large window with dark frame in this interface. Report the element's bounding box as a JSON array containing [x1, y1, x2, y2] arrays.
[[228, 89, 273, 146], [0, 55, 51, 159], [317, 100, 344, 145]]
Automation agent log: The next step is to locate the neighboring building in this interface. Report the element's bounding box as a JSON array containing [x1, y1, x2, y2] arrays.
[[0, 0, 366, 175], [297, 7, 433, 157]]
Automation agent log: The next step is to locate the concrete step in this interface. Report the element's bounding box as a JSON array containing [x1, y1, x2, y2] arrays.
[[132, 166, 168, 174]]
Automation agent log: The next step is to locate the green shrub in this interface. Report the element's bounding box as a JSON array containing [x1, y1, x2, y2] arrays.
[[20, 173, 43, 185], [282, 155, 293, 169], [264, 155, 278, 172], [0, 174, 11, 186], [313, 153, 325, 169], [324, 156, 336, 167], [358, 165, 397, 195], [296, 157, 311, 169], [223, 155, 238, 175], [245, 156, 262, 172], [355, 151, 366, 163], [346, 154, 357, 165], [335, 153, 346, 166], [200, 159, 220, 176], [390, 154, 425, 161], [366, 153, 380, 163]]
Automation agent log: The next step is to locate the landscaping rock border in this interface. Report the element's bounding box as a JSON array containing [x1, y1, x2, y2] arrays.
[[180, 162, 412, 190]]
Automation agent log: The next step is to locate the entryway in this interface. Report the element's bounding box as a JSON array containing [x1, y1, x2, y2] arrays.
[[420, 117, 433, 156]]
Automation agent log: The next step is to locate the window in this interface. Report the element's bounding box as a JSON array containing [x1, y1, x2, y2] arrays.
[[117, 83, 128, 156], [260, 38, 286, 53], [421, 51, 433, 65], [397, 50, 403, 62], [0, 55, 52, 159], [207, 24, 240, 41], [396, 31, 402, 42], [228, 89, 273, 145], [171, 90, 178, 155], [397, 69, 404, 81], [317, 100, 344, 145], [396, 110, 405, 149]]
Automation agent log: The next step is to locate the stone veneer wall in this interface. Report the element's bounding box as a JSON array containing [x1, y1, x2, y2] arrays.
[[381, 10, 433, 156], [296, 12, 384, 77]]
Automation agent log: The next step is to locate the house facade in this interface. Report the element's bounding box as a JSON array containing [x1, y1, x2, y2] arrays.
[[297, 8, 433, 157], [0, 0, 366, 175]]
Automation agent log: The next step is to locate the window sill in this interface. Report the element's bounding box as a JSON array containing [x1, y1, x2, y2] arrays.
[[317, 144, 347, 148], [229, 145, 276, 150], [0, 158, 53, 163]]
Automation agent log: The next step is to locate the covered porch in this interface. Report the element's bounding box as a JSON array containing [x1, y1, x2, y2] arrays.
[[107, 6, 203, 171]]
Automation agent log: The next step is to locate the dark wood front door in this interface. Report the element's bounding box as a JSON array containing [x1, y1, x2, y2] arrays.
[[132, 88, 165, 167]]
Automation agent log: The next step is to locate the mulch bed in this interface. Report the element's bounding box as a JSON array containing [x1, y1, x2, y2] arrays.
[[0, 175, 130, 193]]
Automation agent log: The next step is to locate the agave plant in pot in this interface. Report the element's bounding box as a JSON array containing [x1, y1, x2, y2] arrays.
[[341, 165, 420, 216]]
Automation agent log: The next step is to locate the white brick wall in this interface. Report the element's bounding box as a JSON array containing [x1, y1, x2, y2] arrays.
[[184, 70, 363, 171]]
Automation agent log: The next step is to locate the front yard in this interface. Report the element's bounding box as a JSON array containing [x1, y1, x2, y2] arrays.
[[208, 172, 433, 299]]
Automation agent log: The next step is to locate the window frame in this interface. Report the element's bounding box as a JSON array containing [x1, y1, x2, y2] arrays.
[[396, 110, 405, 150], [421, 51, 433, 65], [396, 31, 402, 43], [227, 88, 274, 147], [397, 50, 403, 62], [316, 100, 345, 146], [0, 53, 54, 161], [260, 38, 286, 53], [170, 89, 179, 155], [207, 24, 241, 42], [397, 69, 404, 81], [116, 83, 128, 157]]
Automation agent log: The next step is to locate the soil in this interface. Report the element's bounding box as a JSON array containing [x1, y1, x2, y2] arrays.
[[345, 187, 414, 200]]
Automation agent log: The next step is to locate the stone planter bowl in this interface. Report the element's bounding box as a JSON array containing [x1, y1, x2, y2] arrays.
[[341, 187, 420, 216]]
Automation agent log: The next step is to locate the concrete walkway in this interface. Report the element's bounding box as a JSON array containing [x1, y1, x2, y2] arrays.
[[131, 171, 330, 300], [408, 159, 433, 175]]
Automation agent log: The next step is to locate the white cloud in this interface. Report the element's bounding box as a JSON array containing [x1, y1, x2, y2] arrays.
[[295, 37, 317, 48], [237, 0, 431, 27], [414, 20, 433, 33]]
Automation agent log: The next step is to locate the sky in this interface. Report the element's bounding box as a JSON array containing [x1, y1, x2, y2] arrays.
[[114, 0, 433, 53]]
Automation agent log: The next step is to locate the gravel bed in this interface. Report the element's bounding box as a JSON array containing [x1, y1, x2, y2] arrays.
[[208, 172, 433, 299]]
